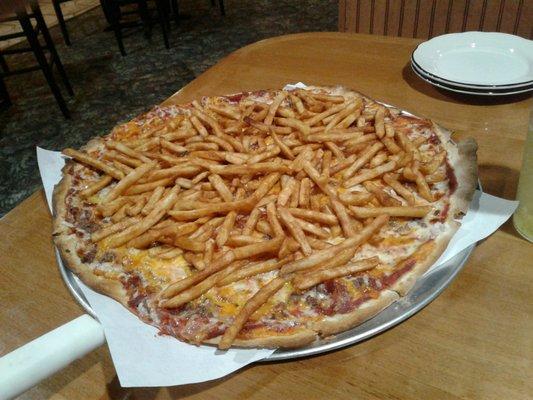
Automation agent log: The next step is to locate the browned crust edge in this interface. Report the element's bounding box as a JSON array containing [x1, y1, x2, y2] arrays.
[[52, 143, 130, 309], [310, 290, 400, 337]]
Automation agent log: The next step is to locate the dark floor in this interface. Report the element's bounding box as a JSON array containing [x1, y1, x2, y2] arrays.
[[0, 0, 337, 216]]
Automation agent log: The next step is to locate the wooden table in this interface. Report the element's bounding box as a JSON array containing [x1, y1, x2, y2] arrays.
[[1, 32, 532, 400]]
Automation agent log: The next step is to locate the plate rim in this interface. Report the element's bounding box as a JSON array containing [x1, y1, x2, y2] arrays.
[[411, 62, 533, 96], [412, 31, 533, 87], [411, 54, 533, 89]]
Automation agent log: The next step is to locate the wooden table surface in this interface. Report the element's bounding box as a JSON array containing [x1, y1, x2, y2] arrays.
[[1, 32, 532, 400]]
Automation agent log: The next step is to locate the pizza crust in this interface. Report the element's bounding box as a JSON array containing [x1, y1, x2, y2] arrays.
[[310, 289, 399, 337], [205, 327, 318, 349], [52, 162, 130, 309]]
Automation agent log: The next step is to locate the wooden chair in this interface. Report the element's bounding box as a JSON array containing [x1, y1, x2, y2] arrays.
[[52, 0, 73, 45], [339, 0, 532, 39], [0, 0, 73, 118], [100, 0, 170, 56]]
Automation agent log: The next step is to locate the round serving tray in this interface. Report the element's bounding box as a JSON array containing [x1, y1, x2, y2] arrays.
[[56, 243, 474, 361]]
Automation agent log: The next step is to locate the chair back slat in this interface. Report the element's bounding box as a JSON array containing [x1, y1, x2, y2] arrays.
[[339, 0, 532, 39]]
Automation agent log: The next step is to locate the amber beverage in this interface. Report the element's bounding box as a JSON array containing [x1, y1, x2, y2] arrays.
[[513, 113, 533, 242]]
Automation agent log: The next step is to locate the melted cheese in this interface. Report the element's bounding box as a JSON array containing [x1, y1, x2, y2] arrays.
[[119, 249, 190, 287]]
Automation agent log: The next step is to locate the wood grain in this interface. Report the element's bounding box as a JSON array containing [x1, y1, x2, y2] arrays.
[[0, 32, 532, 400], [338, 0, 533, 39]]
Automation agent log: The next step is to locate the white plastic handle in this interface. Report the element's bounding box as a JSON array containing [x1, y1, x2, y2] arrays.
[[0, 315, 105, 400]]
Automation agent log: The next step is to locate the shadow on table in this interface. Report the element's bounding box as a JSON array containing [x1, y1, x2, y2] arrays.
[[401, 63, 533, 105]]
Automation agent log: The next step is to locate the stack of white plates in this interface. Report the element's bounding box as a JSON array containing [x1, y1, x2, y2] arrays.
[[411, 32, 533, 96]]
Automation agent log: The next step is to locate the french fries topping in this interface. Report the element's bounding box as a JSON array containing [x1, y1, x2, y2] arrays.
[[63, 87, 453, 349]]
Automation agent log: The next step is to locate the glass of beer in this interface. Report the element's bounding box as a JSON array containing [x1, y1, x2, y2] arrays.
[[513, 109, 533, 242]]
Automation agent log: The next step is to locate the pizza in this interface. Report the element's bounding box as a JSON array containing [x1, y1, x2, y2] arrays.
[[52, 85, 477, 349]]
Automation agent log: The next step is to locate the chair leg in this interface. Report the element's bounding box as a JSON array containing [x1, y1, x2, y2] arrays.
[[31, 2, 74, 96], [210, 0, 215, 6], [101, 0, 126, 56], [0, 77, 11, 109], [218, 0, 225, 16], [155, 0, 170, 49], [18, 13, 70, 118], [52, 0, 71, 46], [0, 53, 8, 73], [138, 0, 152, 39], [171, 0, 180, 25]]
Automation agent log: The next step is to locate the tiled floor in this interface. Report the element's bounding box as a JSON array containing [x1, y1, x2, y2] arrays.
[[0, 0, 100, 49]]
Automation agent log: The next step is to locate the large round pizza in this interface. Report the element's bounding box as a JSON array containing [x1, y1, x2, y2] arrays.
[[53, 85, 477, 349]]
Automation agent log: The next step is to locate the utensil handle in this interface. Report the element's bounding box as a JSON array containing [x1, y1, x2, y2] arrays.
[[0, 315, 105, 400]]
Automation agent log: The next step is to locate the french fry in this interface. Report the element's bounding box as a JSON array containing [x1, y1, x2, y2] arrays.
[[374, 108, 385, 138], [363, 181, 402, 207], [325, 101, 359, 131], [280, 214, 389, 275], [63, 148, 124, 180], [289, 94, 305, 114], [206, 135, 234, 152], [302, 161, 337, 198], [106, 185, 180, 248], [209, 162, 290, 176], [218, 257, 291, 286], [91, 217, 140, 242], [278, 236, 300, 258], [278, 207, 312, 256], [412, 161, 434, 202], [216, 211, 237, 247], [298, 178, 311, 208], [160, 139, 187, 154], [294, 257, 379, 291], [107, 141, 153, 163], [242, 207, 260, 235], [287, 208, 338, 225], [383, 173, 415, 205], [218, 277, 286, 349], [305, 103, 346, 126], [330, 199, 357, 237], [232, 237, 283, 260], [256, 220, 273, 236], [343, 160, 397, 188], [141, 186, 165, 215], [80, 175, 113, 198], [125, 177, 174, 195], [343, 142, 384, 180], [269, 130, 295, 160], [274, 117, 310, 137], [264, 91, 287, 125], [102, 162, 155, 203], [128, 221, 198, 248], [127, 195, 147, 216], [247, 146, 280, 164], [208, 174, 234, 202], [266, 202, 285, 238], [338, 191, 373, 205], [225, 235, 263, 247], [98, 196, 130, 217], [293, 217, 329, 239], [349, 205, 432, 218], [369, 151, 389, 168]]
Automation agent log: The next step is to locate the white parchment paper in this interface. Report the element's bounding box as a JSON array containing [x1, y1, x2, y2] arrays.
[[37, 148, 274, 387], [36, 107, 517, 386]]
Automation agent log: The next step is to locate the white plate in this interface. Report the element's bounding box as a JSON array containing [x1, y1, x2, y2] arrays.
[[413, 32, 533, 86], [411, 56, 533, 90], [411, 62, 533, 96]]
